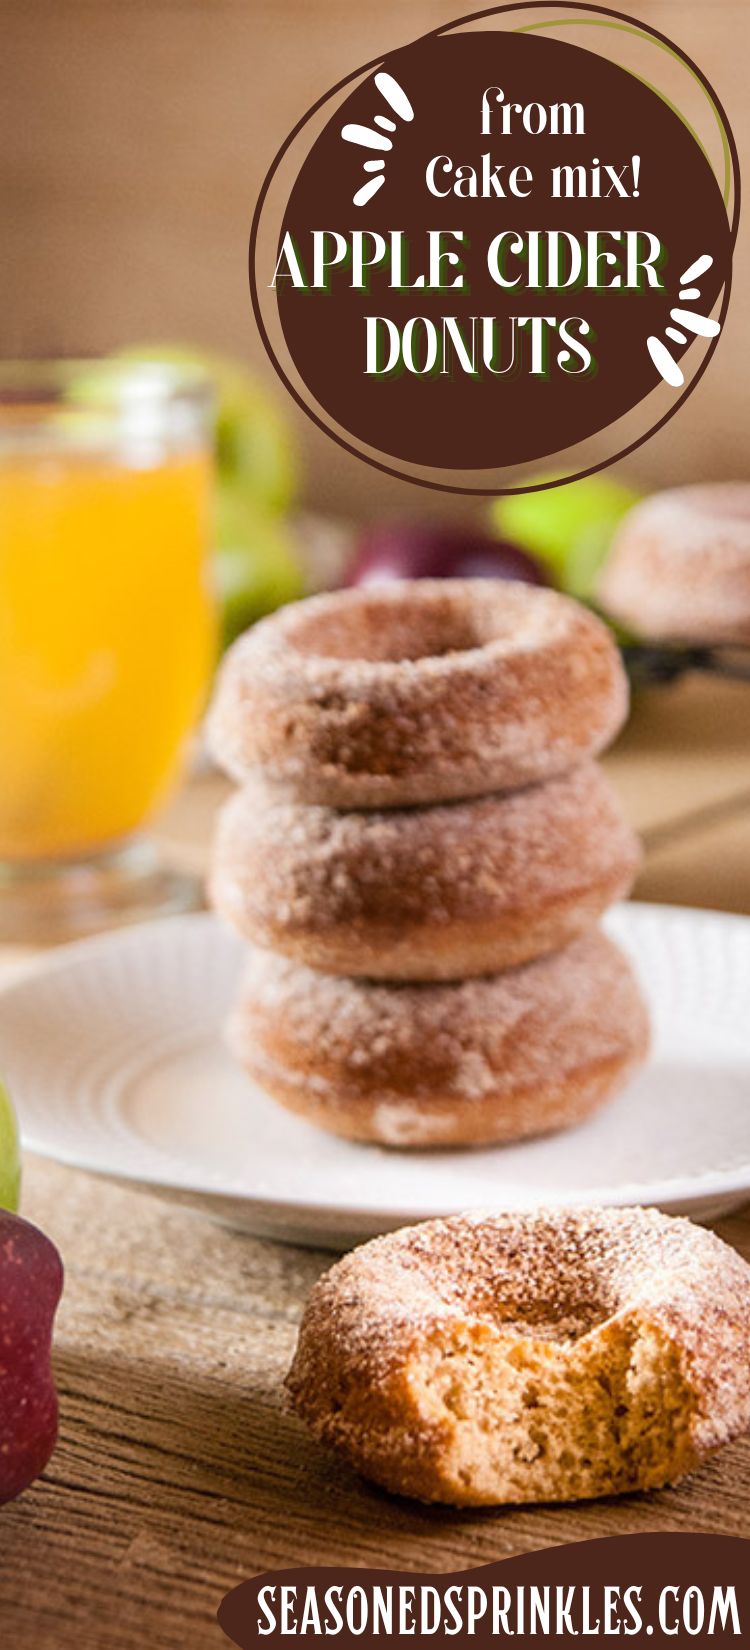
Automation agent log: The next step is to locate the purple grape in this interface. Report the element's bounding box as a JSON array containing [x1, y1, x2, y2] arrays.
[[0, 1211, 63, 1503], [345, 523, 551, 589]]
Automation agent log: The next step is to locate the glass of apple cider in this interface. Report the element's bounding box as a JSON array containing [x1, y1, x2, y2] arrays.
[[0, 360, 217, 941]]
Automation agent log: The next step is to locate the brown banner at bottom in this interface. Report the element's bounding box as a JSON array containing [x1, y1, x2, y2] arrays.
[[218, 1533, 746, 1650]]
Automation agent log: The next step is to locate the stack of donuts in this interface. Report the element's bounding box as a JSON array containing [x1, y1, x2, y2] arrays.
[[207, 578, 648, 1148]]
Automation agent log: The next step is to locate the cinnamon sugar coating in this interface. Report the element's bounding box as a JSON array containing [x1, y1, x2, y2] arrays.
[[207, 580, 629, 808], [210, 762, 641, 980], [599, 483, 750, 643], [227, 930, 649, 1146], [287, 1207, 750, 1505]]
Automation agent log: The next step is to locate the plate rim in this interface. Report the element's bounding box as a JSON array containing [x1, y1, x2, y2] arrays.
[[3, 902, 750, 1225]]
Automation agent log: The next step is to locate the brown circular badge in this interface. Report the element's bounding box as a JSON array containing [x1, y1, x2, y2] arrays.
[[250, 3, 739, 494]]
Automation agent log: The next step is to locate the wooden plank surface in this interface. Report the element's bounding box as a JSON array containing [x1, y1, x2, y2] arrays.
[[1, 670, 749, 1646], [2, 1159, 750, 1650], [608, 678, 750, 842], [636, 809, 750, 912]]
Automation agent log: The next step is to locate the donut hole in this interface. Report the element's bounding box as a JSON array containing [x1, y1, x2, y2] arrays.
[[408, 1222, 615, 1342], [461, 1282, 610, 1344], [287, 588, 519, 665], [410, 1313, 696, 1503]]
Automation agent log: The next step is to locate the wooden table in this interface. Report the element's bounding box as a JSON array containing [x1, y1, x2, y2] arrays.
[[2, 674, 750, 1648]]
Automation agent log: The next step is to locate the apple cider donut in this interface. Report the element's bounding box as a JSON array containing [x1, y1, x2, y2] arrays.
[[210, 762, 641, 981], [287, 1207, 750, 1505], [599, 483, 750, 643], [227, 930, 649, 1147], [207, 579, 628, 808]]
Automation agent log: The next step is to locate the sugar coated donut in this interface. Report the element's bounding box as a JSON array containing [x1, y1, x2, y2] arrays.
[[599, 483, 750, 643], [227, 930, 648, 1147], [210, 762, 641, 981], [207, 579, 628, 808], [287, 1206, 750, 1505]]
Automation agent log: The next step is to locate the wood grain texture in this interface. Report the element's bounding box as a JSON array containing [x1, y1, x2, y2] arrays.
[[1, 1157, 750, 1650], [636, 807, 750, 912]]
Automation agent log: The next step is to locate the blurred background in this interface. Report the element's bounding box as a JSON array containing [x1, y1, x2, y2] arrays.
[[0, 0, 748, 941], [1, 0, 746, 520]]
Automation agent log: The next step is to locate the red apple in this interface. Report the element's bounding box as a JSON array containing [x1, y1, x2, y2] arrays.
[[345, 522, 551, 589], [0, 1211, 63, 1503]]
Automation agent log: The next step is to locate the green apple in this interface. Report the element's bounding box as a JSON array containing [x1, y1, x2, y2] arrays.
[[212, 359, 295, 516], [216, 486, 304, 646], [491, 474, 640, 600], [0, 1080, 21, 1213], [117, 345, 296, 514]]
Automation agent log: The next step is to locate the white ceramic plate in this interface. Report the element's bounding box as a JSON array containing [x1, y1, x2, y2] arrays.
[[2, 904, 749, 1247]]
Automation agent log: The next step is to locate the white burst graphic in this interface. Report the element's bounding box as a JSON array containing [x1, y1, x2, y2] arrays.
[[647, 254, 722, 388], [342, 71, 414, 207]]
